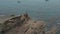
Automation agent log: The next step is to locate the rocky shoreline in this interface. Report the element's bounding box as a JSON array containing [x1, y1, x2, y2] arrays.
[[0, 13, 59, 34]]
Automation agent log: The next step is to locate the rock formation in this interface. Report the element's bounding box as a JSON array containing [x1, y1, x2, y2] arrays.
[[0, 13, 59, 34]]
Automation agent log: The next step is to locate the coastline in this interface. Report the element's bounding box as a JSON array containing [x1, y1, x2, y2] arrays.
[[0, 13, 59, 34]]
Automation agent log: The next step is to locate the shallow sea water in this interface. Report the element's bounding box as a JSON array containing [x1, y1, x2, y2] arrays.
[[0, 0, 60, 34]]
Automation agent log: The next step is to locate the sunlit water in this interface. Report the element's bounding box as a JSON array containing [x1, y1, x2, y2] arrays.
[[0, 0, 60, 34]]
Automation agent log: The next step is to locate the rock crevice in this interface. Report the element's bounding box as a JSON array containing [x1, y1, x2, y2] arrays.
[[0, 14, 58, 34]]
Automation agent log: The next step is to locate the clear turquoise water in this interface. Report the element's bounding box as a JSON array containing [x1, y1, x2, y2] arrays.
[[0, 0, 60, 34]]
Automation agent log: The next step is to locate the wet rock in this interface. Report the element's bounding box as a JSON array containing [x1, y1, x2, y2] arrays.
[[0, 13, 58, 34]]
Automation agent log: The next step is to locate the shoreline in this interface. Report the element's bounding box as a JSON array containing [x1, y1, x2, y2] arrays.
[[0, 13, 59, 34]]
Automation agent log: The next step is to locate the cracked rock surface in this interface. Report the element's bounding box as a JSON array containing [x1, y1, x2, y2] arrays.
[[0, 14, 58, 34]]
